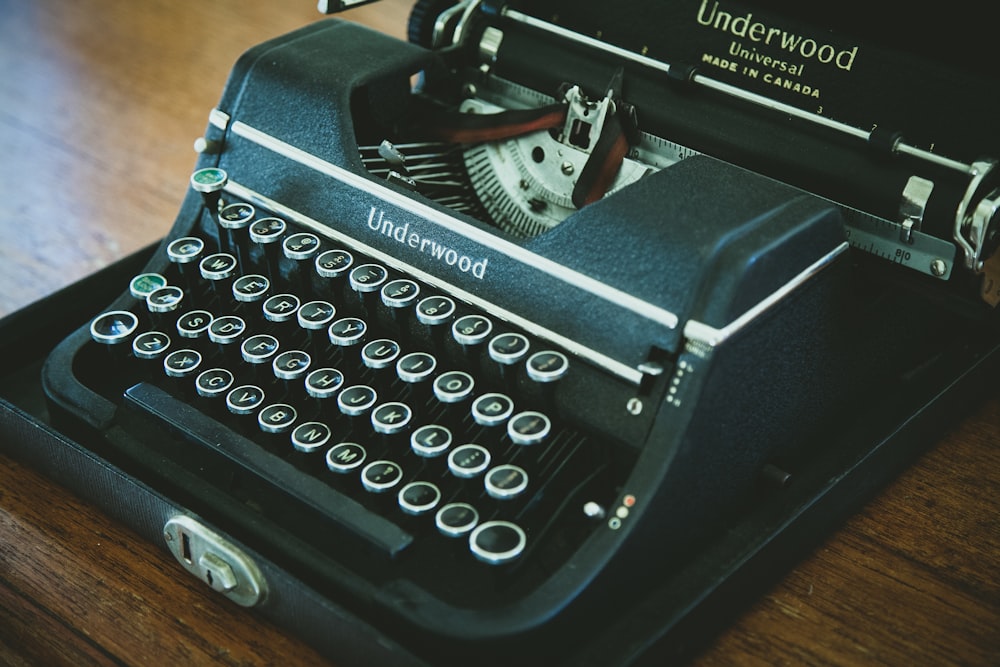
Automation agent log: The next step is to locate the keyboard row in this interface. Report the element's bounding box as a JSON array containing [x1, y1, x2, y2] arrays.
[[130, 237, 573, 381]]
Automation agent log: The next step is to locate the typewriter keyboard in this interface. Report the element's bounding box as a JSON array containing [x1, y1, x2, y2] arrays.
[[80, 180, 620, 584]]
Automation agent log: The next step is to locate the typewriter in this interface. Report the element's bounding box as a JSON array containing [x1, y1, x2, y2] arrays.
[[7, 0, 999, 665]]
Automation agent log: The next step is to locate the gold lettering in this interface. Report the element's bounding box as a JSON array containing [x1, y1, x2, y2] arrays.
[[697, 0, 858, 71]]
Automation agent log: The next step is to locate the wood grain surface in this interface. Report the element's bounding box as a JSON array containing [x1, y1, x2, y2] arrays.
[[1, 1, 998, 665]]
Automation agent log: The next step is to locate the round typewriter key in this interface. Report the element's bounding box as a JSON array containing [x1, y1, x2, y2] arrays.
[[361, 460, 403, 493], [232, 274, 270, 303], [470, 521, 526, 565], [371, 402, 413, 435], [249, 220, 284, 276], [195, 368, 234, 398], [415, 295, 456, 326], [249, 217, 286, 244], [199, 252, 238, 282], [448, 443, 491, 478], [226, 384, 265, 415], [166, 236, 205, 264], [411, 424, 452, 458], [338, 385, 377, 416], [258, 403, 297, 434], [488, 332, 530, 365], [163, 349, 202, 378], [527, 350, 569, 382], [273, 350, 311, 380], [218, 202, 254, 230], [315, 249, 354, 278], [507, 411, 551, 446], [485, 464, 529, 500], [471, 393, 514, 426], [435, 503, 479, 538], [176, 310, 213, 339], [291, 421, 332, 454], [191, 167, 227, 214], [90, 310, 139, 345], [452, 314, 493, 346], [432, 370, 475, 403], [381, 279, 420, 309], [349, 263, 388, 293], [190, 166, 227, 194], [129, 273, 167, 300], [146, 285, 184, 313], [328, 317, 367, 347], [297, 300, 336, 330], [398, 481, 441, 516], [326, 442, 367, 474], [132, 331, 171, 360], [283, 232, 321, 260], [208, 315, 246, 345], [396, 352, 436, 384], [217, 206, 254, 262], [304, 368, 344, 399], [262, 294, 300, 323], [361, 339, 400, 369], [241, 334, 279, 365], [167, 237, 205, 290]]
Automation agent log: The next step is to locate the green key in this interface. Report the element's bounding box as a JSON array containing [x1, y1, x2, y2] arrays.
[[190, 167, 227, 192], [129, 272, 168, 299]]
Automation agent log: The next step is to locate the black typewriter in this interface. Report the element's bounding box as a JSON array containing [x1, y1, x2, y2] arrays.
[[14, 0, 1000, 665]]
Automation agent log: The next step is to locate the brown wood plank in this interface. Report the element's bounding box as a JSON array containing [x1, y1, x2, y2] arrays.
[[0, 452, 334, 666], [694, 395, 1000, 666]]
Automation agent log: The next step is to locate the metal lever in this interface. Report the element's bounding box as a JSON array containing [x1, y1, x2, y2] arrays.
[[898, 176, 934, 244], [954, 159, 999, 271]]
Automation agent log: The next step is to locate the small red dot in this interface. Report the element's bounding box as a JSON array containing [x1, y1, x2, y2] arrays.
[[623, 494, 636, 507]]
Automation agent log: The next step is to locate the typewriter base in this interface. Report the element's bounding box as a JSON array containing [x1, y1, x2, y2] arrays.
[[1, 246, 997, 667]]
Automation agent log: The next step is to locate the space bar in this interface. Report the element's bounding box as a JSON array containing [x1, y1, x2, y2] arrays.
[[123, 382, 413, 558]]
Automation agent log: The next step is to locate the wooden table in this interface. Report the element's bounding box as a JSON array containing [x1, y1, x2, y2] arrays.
[[0, 1, 997, 665]]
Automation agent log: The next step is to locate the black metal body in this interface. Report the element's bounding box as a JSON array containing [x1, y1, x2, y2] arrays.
[[0, 9, 997, 667]]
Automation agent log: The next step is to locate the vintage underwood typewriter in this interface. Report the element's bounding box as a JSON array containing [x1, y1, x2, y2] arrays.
[[9, 0, 998, 664]]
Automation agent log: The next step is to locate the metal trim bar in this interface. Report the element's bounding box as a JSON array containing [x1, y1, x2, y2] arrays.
[[683, 241, 849, 347]]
